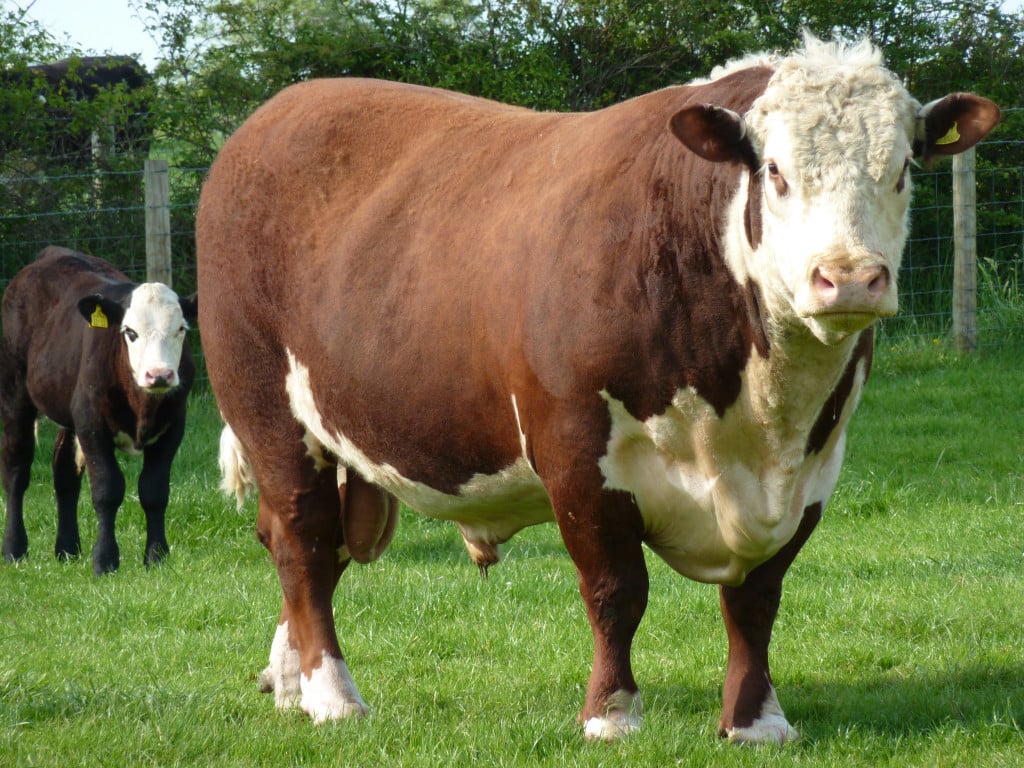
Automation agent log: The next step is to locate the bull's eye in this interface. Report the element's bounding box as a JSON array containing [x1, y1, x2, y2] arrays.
[[896, 158, 910, 193], [123, 327, 139, 343], [765, 160, 788, 197]]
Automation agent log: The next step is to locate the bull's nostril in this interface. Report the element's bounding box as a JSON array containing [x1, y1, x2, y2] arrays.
[[813, 268, 837, 294], [867, 267, 889, 296]]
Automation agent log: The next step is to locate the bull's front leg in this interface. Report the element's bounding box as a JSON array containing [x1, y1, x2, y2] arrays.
[[718, 502, 822, 745], [550, 480, 649, 740], [78, 432, 125, 575], [256, 479, 366, 723]]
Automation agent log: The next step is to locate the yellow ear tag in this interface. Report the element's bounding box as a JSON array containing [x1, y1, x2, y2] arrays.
[[90, 306, 109, 329], [936, 121, 960, 146]]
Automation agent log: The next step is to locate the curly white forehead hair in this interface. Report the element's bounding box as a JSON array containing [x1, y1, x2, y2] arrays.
[[709, 33, 922, 186], [755, 35, 920, 184]]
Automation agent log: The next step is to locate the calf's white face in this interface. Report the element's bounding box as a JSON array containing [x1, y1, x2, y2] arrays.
[[120, 283, 190, 391]]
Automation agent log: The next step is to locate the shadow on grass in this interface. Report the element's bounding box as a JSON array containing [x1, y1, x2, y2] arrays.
[[652, 661, 1024, 744]]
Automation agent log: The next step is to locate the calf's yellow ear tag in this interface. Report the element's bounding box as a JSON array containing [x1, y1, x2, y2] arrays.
[[936, 121, 960, 146], [90, 306, 109, 329]]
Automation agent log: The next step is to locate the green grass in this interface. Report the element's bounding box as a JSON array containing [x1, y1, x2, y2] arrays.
[[2, 348, 1023, 767]]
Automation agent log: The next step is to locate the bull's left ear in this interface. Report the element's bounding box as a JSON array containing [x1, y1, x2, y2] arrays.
[[179, 292, 198, 325], [668, 104, 759, 169], [77, 294, 126, 330], [917, 93, 1000, 161]]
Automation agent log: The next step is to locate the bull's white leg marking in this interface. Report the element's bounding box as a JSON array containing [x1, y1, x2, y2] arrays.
[[724, 686, 799, 745], [510, 392, 529, 461], [583, 689, 643, 741], [258, 621, 302, 710], [300, 651, 369, 723]]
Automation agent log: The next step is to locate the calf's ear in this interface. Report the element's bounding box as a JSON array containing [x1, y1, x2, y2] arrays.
[[669, 104, 759, 169], [917, 93, 1000, 162], [179, 292, 198, 325], [77, 294, 126, 330]]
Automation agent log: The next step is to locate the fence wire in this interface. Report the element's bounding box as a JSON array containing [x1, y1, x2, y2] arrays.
[[1, 149, 1022, 352]]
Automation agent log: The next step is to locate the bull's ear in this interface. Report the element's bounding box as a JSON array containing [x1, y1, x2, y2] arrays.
[[77, 294, 126, 329], [917, 93, 1000, 161], [669, 104, 758, 168], [179, 292, 198, 325]]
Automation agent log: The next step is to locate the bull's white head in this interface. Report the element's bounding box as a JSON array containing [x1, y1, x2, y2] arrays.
[[77, 283, 198, 393], [670, 36, 1000, 345]]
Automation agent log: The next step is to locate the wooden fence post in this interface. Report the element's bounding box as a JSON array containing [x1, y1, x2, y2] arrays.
[[144, 158, 173, 288], [952, 147, 977, 353]]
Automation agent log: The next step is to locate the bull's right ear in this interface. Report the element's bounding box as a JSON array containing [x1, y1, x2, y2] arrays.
[[669, 104, 758, 168], [77, 294, 126, 330]]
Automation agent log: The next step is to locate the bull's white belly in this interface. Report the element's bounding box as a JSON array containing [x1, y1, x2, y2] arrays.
[[285, 350, 852, 585]]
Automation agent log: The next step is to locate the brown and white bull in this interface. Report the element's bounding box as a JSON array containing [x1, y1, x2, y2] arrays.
[[196, 37, 998, 742], [0, 247, 197, 575]]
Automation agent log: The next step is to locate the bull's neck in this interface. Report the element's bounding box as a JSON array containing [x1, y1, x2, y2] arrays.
[[750, 320, 867, 452]]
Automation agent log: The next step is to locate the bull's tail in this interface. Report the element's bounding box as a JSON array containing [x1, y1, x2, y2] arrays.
[[219, 422, 256, 507]]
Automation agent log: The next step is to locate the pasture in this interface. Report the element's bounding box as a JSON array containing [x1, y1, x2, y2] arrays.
[[1, 344, 1022, 767]]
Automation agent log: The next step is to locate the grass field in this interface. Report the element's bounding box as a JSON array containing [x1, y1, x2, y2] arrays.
[[1, 344, 1022, 767]]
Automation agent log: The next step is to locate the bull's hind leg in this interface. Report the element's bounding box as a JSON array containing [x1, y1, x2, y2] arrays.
[[1, 387, 37, 562], [52, 428, 84, 559], [718, 503, 822, 745], [242, 427, 368, 722]]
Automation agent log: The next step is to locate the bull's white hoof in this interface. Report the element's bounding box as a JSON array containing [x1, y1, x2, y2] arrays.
[[300, 652, 369, 723], [725, 687, 799, 745], [583, 690, 642, 741], [261, 621, 301, 709]]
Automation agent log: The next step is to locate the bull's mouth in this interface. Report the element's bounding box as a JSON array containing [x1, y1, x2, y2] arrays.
[[800, 309, 889, 345]]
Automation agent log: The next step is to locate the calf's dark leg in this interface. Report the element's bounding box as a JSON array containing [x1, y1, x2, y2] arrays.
[[1, 396, 37, 562], [138, 418, 186, 566], [78, 434, 125, 575], [52, 428, 84, 559], [718, 502, 822, 744]]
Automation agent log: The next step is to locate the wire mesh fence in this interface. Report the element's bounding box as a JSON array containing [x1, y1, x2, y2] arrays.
[[1, 139, 1022, 354]]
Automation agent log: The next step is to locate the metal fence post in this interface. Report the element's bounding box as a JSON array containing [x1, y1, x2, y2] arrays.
[[144, 158, 173, 288]]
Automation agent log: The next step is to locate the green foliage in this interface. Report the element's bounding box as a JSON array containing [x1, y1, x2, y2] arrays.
[[2, 0, 1023, 344], [0, 8, 155, 280]]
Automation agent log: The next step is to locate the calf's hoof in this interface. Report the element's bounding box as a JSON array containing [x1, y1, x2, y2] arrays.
[[144, 542, 169, 567], [92, 544, 120, 575], [3, 533, 28, 562]]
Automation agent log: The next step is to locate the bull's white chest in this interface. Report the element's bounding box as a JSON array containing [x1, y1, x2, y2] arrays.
[[598, 361, 858, 585]]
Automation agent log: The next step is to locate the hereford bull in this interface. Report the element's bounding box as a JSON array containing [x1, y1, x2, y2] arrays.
[[196, 36, 998, 742], [0, 247, 197, 575]]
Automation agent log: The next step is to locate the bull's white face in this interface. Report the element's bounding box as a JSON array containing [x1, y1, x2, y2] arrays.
[[121, 283, 190, 392], [741, 61, 919, 345]]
